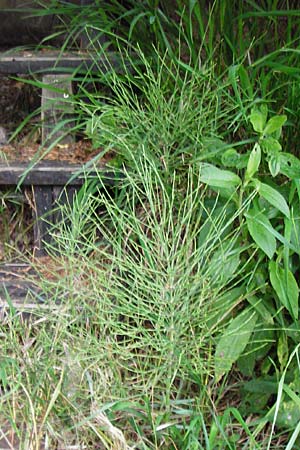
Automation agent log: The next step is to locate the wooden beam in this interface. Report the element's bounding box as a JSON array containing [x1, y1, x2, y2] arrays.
[[0, 161, 119, 186], [0, 50, 122, 74], [33, 185, 53, 256]]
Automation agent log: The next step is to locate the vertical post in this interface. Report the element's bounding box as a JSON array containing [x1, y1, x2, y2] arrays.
[[52, 185, 77, 225], [36, 74, 75, 255], [41, 74, 74, 145], [33, 185, 54, 257]]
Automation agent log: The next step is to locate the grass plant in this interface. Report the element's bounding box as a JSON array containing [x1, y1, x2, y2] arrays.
[[0, 157, 256, 449], [1, 1, 300, 448]]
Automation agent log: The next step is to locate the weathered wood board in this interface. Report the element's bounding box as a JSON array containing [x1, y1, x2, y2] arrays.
[[0, 263, 43, 319], [0, 50, 122, 74], [0, 161, 119, 255], [41, 74, 74, 145], [0, 161, 118, 185]]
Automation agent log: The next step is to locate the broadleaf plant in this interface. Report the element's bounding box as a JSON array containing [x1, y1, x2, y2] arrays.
[[215, 308, 258, 382], [199, 103, 300, 392]]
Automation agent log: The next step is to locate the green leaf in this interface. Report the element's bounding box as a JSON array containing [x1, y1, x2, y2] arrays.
[[215, 308, 258, 382], [277, 399, 300, 429], [238, 65, 253, 98], [200, 163, 241, 189], [278, 153, 300, 179], [245, 143, 261, 181], [149, 15, 156, 25], [261, 137, 282, 155], [247, 296, 274, 325], [268, 155, 281, 177], [249, 106, 267, 134], [253, 180, 290, 219], [221, 148, 240, 167], [264, 115, 287, 136], [277, 331, 289, 368], [208, 246, 240, 283], [237, 327, 274, 376], [290, 204, 300, 253], [245, 210, 277, 259], [206, 287, 245, 330], [269, 261, 299, 320]]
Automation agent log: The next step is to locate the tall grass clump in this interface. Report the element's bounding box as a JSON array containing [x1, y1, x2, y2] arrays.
[[2, 2, 300, 447], [75, 46, 251, 175], [21, 1, 300, 155], [34, 0, 300, 152], [0, 51, 261, 448], [8, 155, 254, 448]]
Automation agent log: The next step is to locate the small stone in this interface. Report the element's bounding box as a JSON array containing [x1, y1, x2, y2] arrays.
[[0, 126, 8, 144]]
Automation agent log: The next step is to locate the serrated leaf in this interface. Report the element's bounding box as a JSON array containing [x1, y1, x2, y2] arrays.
[[245, 210, 277, 259], [200, 163, 241, 188], [245, 143, 261, 181], [253, 180, 290, 219], [215, 308, 257, 381], [264, 115, 287, 135], [269, 261, 299, 320]]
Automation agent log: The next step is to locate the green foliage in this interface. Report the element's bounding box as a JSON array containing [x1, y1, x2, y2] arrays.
[[199, 103, 300, 385], [215, 308, 258, 382], [3, 1, 300, 447], [245, 209, 276, 259], [269, 261, 299, 320]]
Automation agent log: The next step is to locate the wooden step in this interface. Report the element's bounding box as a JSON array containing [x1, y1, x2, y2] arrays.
[[0, 50, 122, 74], [0, 263, 43, 318], [0, 161, 120, 255], [0, 47, 124, 256], [0, 160, 119, 186], [0, 49, 128, 144]]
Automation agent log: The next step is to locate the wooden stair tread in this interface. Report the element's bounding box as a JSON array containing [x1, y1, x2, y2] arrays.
[[0, 160, 119, 186], [0, 50, 121, 74], [0, 263, 46, 312]]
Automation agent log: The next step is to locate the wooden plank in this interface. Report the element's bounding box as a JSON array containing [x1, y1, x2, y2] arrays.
[[52, 185, 77, 224], [0, 280, 39, 301], [0, 262, 33, 278], [0, 161, 119, 186], [0, 264, 49, 318], [41, 74, 74, 145], [0, 278, 44, 320], [33, 185, 53, 256], [0, 50, 121, 74]]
